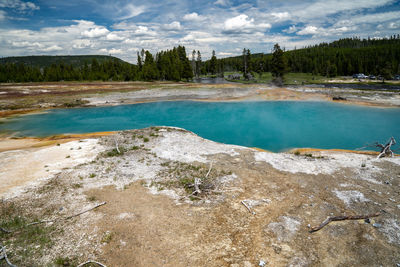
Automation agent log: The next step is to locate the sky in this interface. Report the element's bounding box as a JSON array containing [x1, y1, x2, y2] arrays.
[[0, 0, 400, 63]]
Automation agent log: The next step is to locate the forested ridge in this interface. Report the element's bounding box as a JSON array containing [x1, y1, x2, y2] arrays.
[[1, 36, 399, 82], [218, 35, 400, 77]]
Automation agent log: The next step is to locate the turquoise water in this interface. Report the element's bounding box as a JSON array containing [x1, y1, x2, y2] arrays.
[[1, 101, 400, 152]]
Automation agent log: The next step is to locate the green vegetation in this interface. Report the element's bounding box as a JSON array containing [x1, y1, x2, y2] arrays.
[[0, 201, 56, 266], [225, 71, 324, 84], [0, 55, 125, 68], [0, 46, 193, 82], [217, 36, 400, 78], [2, 36, 399, 83], [104, 148, 125, 157], [271, 43, 287, 84]]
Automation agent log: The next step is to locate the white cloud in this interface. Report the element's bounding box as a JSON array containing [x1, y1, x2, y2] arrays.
[[388, 21, 400, 29], [223, 14, 271, 34], [0, 0, 39, 11], [72, 39, 94, 49], [283, 25, 297, 33], [183, 12, 205, 22], [214, 0, 230, 6], [134, 26, 156, 36], [40, 45, 63, 52], [297, 25, 319, 35], [118, 4, 146, 20], [109, 48, 123, 54], [162, 21, 182, 31], [106, 32, 124, 41], [292, 0, 394, 21], [81, 27, 110, 38], [271, 12, 290, 21], [0, 9, 6, 20], [218, 52, 233, 56]]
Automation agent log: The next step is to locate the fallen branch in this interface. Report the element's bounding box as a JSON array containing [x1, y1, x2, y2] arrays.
[[376, 137, 396, 159], [309, 212, 380, 233], [0, 245, 17, 267], [205, 161, 213, 178], [193, 178, 202, 195], [115, 139, 120, 154], [0, 227, 12, 234], [241, 200, 256, 215], [64, 201, 106, 220], [3, 202, 107, 233], [77, 260, 107, 267]]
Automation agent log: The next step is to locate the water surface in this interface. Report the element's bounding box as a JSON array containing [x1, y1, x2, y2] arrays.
[[1, 101, 399, 152]]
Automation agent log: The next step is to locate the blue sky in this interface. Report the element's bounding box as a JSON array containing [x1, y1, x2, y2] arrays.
[[0, 0, 400, 63]]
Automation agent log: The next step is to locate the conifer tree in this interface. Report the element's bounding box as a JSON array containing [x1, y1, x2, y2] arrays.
[[271, 43, 287, 83], [210, 50, 217, 75]]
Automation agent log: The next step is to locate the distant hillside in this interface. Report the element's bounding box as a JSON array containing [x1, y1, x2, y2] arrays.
[[0, 55, 130, 68], [211, 35, 400, 76]]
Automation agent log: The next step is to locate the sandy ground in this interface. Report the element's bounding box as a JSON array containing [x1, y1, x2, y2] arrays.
[[1, 127, 399, 266]]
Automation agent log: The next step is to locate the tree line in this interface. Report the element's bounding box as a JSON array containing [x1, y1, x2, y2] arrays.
[[215, 35, 400, 78], [1, 36, 400, 82], [0, 46, 197, 83]]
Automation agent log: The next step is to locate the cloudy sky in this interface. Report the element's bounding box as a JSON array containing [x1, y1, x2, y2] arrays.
[[0, 0, 399, 63]]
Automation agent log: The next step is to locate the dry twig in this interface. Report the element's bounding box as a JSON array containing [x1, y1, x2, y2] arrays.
[[241, 200, 256, 215], [0, 227, 12, 234], [1, 202, 107, 234], [0, 245, 17, 267], [205, 161, 213, 178], [309, 212, 380, 233], [77, 260, 107, 267]]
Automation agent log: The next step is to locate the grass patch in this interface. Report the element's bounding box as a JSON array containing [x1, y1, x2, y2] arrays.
[[0, 201, 57, 266], [155, 161, 233, 198], [89, 173, 96, 178], [225, 72, 326, 85], [104, 147, 125, 157], [143, 137, 149, 142]]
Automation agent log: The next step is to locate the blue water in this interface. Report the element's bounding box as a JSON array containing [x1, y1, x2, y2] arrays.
[[1, 101, 400, 152]]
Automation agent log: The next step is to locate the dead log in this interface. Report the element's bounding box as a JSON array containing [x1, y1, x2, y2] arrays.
[[309, 212, 380, 233], [376, 137, 396, 158]]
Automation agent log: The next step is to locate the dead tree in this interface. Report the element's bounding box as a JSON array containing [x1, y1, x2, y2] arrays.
[[375, 137, 396, 158]]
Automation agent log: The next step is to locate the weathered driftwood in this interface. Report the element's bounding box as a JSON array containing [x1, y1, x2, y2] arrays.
[[114, 138, 120, 154], [193, 178, 202, 195], [206, 161, 213, 178], [241, 200, 256, 215], [376, 137, 396, 158], [64, 201, 106, 220], [0, 245, 17, 267], [77, 260, 107, 267], [309, 212, 380, 233]]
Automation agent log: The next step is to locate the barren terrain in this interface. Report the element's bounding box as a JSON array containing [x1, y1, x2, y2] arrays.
[[1, 81, 400, 266], [1, 127, 399, 266], [1, 81, 400, 120]]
